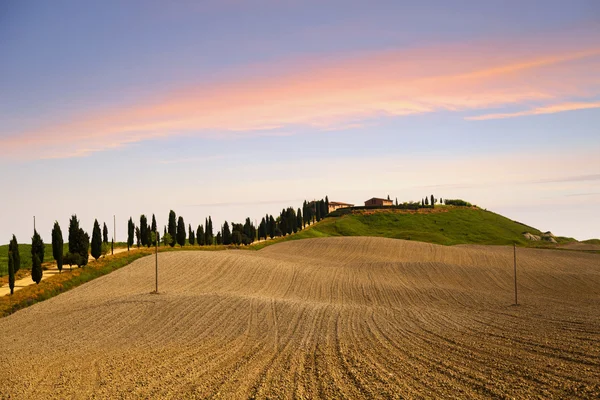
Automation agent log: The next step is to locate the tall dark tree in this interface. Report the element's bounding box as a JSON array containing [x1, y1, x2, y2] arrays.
[[135, 227, 141, 248], [325, 196, 329, 216], [127, 217, 134, 251], [102, 222, 108, 244], [52, 221, 64, 272], [68, 214, 80, 255], [395, 197, 398, 206], [31, 254, 42, 284], [91, 219, 102, 260], [168, 210, 177, 247], [151, 214, 157, 239], [216, 232, 222, 245], [431, 194, 435, 207], [316, 202, 321, 222], [197, 225, 205, 246], [77, 228, 90, 267], [31, 229, 44, 267], [176, 216, 186, 247], [140, 215, 148, 247], [9, 235, 20, 273], [31, 231, 44, 283], [425, 197, 429, 206], [8, 250, 15, 294], [297, 208, 303, 231], [321, 199, 328, 218], [222, 221, 232, 245], [269, 215, 276, 239], [258, 218, 266, 241], [205, 216, 214, 245]]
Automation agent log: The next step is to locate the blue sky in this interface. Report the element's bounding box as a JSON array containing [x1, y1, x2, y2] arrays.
[[1, 0, 599, 242]]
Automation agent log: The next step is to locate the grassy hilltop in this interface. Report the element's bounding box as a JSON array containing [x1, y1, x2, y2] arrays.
[[253, 206, 576, 249]]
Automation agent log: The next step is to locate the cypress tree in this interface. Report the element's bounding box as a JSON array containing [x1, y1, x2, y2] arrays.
[[135, 227, 141, 248], [189, 224, 195, 245], [31, 231, 44, 284], [316, 203, 321, 222], [9, 235, 20, 273], [197, 225, 205, 246], [52, 221, 64, 272], [140, 215, 148, 247], [216, 232, 222, 245], [168, 210, 177, 247], [103, 222, 108, 244], [91, 219, 102, 260], [431, 194, 435, 207], [425, 197, 429, 205], [8, 250, 15, 295], [321, 200, 328, 218], [395, 198, 398, 206], [325, 196, 329, 215], [151, 214, 157, 243], [177, 216, 186, 247], [31, 253, 42, 284], [127, 217, 134, 251], [77, 228, 89, 267], [269, 215, 276, 239], [68, 215, 80, 255], [223, 221, 232, 245], [31, 229, 44, 267], [208, 217, 213, 243], [297, 208, 302, 231]]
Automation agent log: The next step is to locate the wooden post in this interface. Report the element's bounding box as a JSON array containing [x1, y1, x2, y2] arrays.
[[155, 231, 158, 293], [514, 243, 518, 305]]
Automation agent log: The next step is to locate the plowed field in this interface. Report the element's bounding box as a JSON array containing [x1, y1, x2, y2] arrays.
[[1, 237, 599, 399]]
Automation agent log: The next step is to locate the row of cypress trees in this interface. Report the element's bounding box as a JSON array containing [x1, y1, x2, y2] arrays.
[[6, 214, 93, 294]]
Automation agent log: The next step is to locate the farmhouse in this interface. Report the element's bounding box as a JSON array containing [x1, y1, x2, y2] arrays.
[[328, 201, 354, 213], [364, 197, 393, 207]]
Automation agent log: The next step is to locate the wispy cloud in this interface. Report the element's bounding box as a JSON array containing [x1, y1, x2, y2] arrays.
[[2, 29, 600, 160], [465, 101, 600, 121], [532, 174, 600, 184]]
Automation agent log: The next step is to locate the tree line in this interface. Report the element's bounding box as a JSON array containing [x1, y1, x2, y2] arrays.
[[5, 195, 332, 294]]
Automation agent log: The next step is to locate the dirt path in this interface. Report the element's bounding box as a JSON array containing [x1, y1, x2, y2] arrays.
[[1, 237, 599, 398], [0, 247, 134, 297]]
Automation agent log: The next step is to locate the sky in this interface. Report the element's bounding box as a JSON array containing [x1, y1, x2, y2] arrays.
[[1, 0, 599, 243]]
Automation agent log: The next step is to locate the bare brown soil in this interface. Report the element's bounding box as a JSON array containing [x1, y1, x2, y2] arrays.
[[1, 237, 599, 399]]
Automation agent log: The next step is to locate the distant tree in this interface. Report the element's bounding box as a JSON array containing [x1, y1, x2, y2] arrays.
[[31, 229, 44, 267], [188, 224, 195, 245], [31, 230, 44, 283], [135, 227, 141, 248], [425, 197, 429, 206], [101, 242, 109, 257], [316, 203, 321, 222], [296, 208, 303, 231], [177, 216, 186, 247], [395, 198, 398, 206], [269, 215, 276, 239], [196, 224, 205, 246], [151, 214, 157, 245], [216, 232, 222, 245], [127, 217, 134, 251], [232, 230, 242, 246], [91, 219, 102, 260], [8, 250, 15, 294], [325, 196, 329, 215], [168, 210, 177, 247], [31, 254, 42, 284], [68, 214, 80, 255], [9, 235, 20, 273], [102, 222, 108, 244], [140, 215, 148, 247], [52, 221, 64, 273], [63, 252, 79, 270], [206, 216, 213, 245], [76, 228, 89, 267], [430, 194, 434, 207], [440, 197, 443, 204], [161, 232, 172, 247], [222, 221, 232, 245], [421, 198, 425, 206]]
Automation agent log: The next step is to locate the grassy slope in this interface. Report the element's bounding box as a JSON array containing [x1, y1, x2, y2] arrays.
[[253, 207, 547, 249], [582, 239, 600, 245]]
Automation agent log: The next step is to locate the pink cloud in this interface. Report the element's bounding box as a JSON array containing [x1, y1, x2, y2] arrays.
[[2, 33, 600, 160], [465, 101, 600, 120]]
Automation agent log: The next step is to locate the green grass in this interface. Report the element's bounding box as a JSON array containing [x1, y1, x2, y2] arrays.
[[582, 239, 600, 245], [252, 207, 547, 249]]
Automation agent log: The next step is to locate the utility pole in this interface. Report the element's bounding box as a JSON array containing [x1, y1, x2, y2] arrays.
[[513, 243, 518, 306], [155, 230, 158, 293], [33, 216, 36, 232], [113, 215, 115, 255]]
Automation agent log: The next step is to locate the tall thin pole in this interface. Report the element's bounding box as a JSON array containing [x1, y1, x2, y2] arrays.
[[33, 216, 36, 232], [155, 231, 158, 293], [113, 215, 116, 255], [513, 243, 518, 305]]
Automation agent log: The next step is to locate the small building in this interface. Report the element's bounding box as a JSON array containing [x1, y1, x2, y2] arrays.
[[328, 201, 354, 213], [364, 197, 393, 207]]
